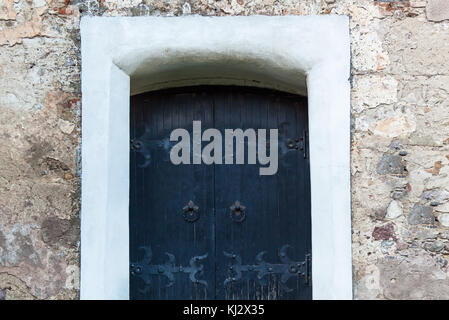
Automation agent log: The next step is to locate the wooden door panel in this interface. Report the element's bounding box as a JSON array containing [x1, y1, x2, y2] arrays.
[[214, 88, 311, 300], [130, 86, 311, 300], [130, 90, 215, 300]]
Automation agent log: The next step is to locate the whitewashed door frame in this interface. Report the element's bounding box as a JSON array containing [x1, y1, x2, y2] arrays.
[[80, 15, 352, 300]]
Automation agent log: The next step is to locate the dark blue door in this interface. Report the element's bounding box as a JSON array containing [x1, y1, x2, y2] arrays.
[[130, 86, 311, 300]]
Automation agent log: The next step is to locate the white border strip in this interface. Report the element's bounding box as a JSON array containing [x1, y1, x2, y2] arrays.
[[80, 15, 352, 300]]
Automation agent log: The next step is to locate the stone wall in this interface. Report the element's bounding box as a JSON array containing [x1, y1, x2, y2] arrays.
[[0, 0, 448, 299]]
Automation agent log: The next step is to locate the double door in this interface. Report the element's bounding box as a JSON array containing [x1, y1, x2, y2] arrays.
[[130, 86, 311, 300]]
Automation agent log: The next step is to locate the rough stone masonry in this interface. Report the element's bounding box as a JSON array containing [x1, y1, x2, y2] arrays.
[[0, 0, 449, 300]]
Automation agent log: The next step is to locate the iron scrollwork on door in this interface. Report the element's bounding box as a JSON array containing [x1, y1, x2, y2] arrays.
[[285, 130, 307, 159], [130, 138, 151, 168], [130, 136, 178, 168], [223, 245, 311, 292], [130, 246, 208, 291]]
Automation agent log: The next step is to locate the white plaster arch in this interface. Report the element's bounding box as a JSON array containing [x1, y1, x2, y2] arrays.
[[80, 15, 352, 300]]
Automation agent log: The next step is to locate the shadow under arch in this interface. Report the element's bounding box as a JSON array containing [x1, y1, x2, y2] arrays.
[[114, 50, 308, 96]]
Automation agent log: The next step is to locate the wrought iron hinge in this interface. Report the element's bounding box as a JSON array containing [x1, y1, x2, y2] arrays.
[[130, 247, 208, 293], [130, 139, 142, 151], [304, 253, 311, 286], [223, 245, 312, 292], [286, 130, 308, 159], [303, 130, 308, 160], [130, 138, 151, 167]]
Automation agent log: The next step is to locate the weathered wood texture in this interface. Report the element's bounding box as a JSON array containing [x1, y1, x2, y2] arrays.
[[130, 86, 311, 300]]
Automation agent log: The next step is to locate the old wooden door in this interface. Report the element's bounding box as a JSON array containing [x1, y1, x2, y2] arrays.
[[130, 86, 311, 300]]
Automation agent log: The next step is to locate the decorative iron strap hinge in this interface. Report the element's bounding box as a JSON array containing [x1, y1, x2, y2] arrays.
[[286, 130, 308, 159], [223, 245, 311, 292], [303, 130, 308, 159], [130, 247, 208, 293], [130, 138, 152, 167]]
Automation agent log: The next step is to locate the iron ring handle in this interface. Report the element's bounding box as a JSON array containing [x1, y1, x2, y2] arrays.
[[183, 200, 199, 222], [230, 201, 246, 223]]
